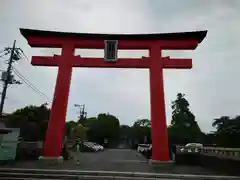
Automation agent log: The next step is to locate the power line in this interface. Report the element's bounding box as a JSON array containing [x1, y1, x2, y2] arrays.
[[0, 52, 9, 58], [0, 49, 7, 55], [19, 49, 29, 61], [0, 45, 52, 113], [13, 68, 52, 103], [14, 50, 52, 103], [12, 67, 52, 103], [2, 46, 51, 102]]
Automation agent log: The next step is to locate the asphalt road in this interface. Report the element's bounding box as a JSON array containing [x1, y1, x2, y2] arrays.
[[1, 148, 222, 176], [71, 149, 154, 172]]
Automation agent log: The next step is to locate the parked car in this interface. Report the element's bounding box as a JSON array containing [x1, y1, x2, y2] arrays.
[[83, 141, 104, 152], [137, 144, 151, 153], [82, 142, 96, 152], [137, 144, 152, 159], [180, 143, 203, 153], [92, 142, 104, 151], [137, 144, 179, 161]]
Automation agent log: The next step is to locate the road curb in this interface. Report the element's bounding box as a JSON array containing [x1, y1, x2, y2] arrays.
[[0, 168, 239, 179]]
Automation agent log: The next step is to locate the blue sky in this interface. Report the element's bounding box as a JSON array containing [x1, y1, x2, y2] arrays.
[[0, 0, 240, 132]]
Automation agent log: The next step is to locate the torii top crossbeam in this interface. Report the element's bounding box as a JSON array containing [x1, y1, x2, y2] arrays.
[[20, 28, 206, 46], [20, 28, 207, 69]]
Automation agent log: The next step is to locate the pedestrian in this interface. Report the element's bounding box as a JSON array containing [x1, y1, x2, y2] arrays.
[[75, 140, 80, 165], [171, 144, 176, 161]]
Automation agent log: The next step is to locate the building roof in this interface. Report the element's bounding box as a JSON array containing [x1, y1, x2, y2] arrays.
[[20, 28, 207, 43]]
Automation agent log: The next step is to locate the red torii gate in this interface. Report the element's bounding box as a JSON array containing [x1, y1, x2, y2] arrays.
[[20, 28, 207, 161]]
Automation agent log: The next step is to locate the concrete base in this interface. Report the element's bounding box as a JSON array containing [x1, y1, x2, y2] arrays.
[[38, 156, 63, 165], [148, 159, 174, 168]]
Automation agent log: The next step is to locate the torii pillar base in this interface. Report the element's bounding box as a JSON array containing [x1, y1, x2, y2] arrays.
[[38, 156, 64, 165], [148, 159, 174, 169]]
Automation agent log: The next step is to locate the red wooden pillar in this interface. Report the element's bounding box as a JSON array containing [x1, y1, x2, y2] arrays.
[[149, 43, 169, 161], [43, 43, 74, 157]]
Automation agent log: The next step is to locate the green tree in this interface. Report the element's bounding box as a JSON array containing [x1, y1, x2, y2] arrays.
[[70, 123, 88, 141], [202, 133, 216, 145], [65, 121, 77, 138], [133, 119, 151, 128], [85, 113, 120, 147], [212, 116, 240, 147], [131, 119, 151, 144], [85, 117, 102, 143], [168, 93, 203, 145], [4, 103, 50, 141], [120, 125, 131, 139]]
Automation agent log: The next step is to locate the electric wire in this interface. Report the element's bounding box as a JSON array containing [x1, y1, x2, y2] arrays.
[[12, 66, 52, 103]]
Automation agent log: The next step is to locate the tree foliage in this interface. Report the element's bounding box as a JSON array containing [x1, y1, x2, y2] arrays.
[[84, 113, 120, 147], [3, 92, 240, 149], [3, 104, 50, 141], [131, 119, 151, 145], [133, 119, 151, 128], [168, 93, 203, 145], [70, 123, 88, 140], [120, 125, 131, 140], [65, 120, 77, 138], [212, 116, 240, 147]]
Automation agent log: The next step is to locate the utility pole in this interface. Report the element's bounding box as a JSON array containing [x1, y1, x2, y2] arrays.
[[0, 40, 21, 119], [74, 104, 87, 124]]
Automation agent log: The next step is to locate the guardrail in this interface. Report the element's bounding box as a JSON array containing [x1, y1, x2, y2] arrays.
[[137, 144, 240, 160], [176, 146, 240, 159]]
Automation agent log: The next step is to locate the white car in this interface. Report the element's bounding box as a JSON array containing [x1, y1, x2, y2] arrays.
[[137, 144, 151, 153], [92, 143, 104, 151], [84, 142, 104, 152], [83, 142, 98, 152], [180, 143, 203, 152], [96, 143, 104, 151]]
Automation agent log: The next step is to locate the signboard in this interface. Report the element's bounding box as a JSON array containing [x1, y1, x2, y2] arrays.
[[104, 40, 118, 62], [0, 128, 20, 161]]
